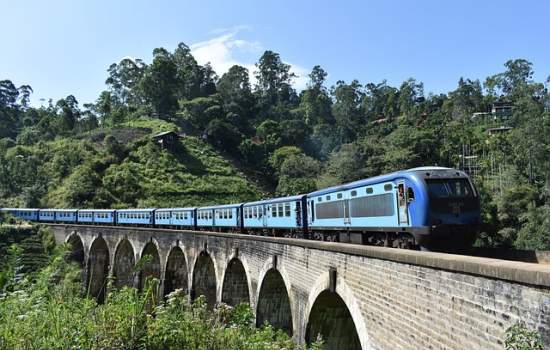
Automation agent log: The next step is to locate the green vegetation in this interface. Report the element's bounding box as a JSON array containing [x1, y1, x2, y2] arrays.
[[0, 226, 321, 350], [505, 322, 544, 350], [1, 44, 550, 249]]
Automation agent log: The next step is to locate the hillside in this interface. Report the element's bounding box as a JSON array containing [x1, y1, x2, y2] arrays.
[[0, 118, 263, 209]]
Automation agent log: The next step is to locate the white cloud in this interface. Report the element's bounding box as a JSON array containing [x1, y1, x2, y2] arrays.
[[190, 28, 309, 91]]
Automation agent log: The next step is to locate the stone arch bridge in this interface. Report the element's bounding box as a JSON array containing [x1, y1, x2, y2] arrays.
[[50, 224, 550, 350]]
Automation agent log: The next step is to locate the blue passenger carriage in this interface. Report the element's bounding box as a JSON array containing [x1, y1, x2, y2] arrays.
[[212, 204, 241, 229], [243, 195, 308, 236], [39, 209, 56, 222], [78, 209, 94, 223], [55, 209, 78, 223], [117, 209, 155, 226], [196, 207, 214, 228], [155, 208, 196, 228], [0, 208, 39, 221]]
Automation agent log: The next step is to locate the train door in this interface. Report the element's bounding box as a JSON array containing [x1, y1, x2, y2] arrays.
[[262, 205, 267, 227], [397, 182, 409, 225], [295, 200, 302, 227], [342, 193, 351, 227], [308, 199, 315, 225]]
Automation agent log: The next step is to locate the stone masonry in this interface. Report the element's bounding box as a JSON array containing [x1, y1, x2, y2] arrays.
[[50, 224, 550, 350]]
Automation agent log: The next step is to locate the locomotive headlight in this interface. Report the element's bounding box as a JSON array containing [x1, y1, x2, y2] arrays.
[[431, 219, 443, 226]]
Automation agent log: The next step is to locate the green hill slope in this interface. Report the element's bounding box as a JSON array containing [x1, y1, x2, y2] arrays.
[[0, 118, 263, 209]]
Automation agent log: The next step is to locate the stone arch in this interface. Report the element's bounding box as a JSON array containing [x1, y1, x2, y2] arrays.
[[221, 258, 250, 306], [163, 246, 188, 296], [66, 232, 85, 267], [256, 267, 293, 335], [138, 241, 161, 292], [86, 236, 110, 303], [305, 291, 361, 350], [191, 251, 217, 308], [113, 239, 136, 289], [304, 272, 370, 350]]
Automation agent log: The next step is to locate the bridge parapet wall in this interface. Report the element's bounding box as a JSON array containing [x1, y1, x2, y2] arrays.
[[50, 224, 550, 350]]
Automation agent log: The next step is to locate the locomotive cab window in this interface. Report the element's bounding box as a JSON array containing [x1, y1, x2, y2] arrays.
[[426, 179, 473, 198], [407, 187, 415, 201]]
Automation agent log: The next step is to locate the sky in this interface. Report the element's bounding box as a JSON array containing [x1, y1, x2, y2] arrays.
[[1, 0, 549, 106]]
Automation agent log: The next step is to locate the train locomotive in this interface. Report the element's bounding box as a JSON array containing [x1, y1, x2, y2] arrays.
[[1, 167, 480, 251]]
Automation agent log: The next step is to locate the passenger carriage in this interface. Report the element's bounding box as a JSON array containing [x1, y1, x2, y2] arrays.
[[78, 209, 116, 225], [196, 207, 214, 228], [196, 204, 241, 230], [117, 209, 155, 226], [0, 208, 39, 221], [243, 195, 308, 236], [54, 209, 78, 223], [39, 209, 56, 222], [155, 207, 196, 228]]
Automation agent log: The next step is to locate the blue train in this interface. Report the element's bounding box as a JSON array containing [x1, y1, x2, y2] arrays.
[[1, 167, 480, 251]]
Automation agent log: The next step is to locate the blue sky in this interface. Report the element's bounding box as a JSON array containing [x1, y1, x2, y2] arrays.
[[1, 0, 549, 106]]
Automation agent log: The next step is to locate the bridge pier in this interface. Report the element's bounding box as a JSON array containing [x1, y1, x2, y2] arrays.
[[57, 224, 550, 350]]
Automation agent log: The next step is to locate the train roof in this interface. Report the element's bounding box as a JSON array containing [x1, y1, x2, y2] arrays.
[[1, 208, 40, 211], [155, 207, 196, 211], [51, 209, 79, 212], [78, 209, 116, 212], [116, 208, 156, 212], [199, 203, 242, 210], [308, 167, 460, 197], [244, 195, 305, 207]]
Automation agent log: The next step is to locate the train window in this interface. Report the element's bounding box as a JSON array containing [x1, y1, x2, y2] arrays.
[[278, 204, 284, 217], [366, 187, 373, 194], [337, 193, 343, 199], [284, 203, 291, 217], [272, 205, 277, 217], [384, 184, 393, 191], [351, 190, 357, 197], [350, 193, 395, 217], [326, 195, 331, 201], [318, 197, 322, 202], [426, 179, 473, 198]]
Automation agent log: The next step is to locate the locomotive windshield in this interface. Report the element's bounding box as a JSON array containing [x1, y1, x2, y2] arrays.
[[426, 179, 473, 198]]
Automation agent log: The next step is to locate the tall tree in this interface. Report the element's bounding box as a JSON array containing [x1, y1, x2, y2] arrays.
[[331, 80, 364, 143], [254, 51, 297, 113], [139, 48, 179, 119]]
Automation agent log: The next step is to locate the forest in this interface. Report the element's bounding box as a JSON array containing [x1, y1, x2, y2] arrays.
[[1, 42, 549, 250]]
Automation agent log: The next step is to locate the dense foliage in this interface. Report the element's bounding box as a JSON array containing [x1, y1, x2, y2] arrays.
[[0, 226, 321, 350], [1, 43, 550, 249]]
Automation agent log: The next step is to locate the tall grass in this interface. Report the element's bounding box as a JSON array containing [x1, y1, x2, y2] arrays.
[[0, 242, 321, 350]]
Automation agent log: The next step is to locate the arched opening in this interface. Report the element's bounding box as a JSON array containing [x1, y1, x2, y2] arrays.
[[163, 247, 188, 297], [256, 268, 293, 335], [138, 242, 161, 293], [113, 239, 135, 289], [306, 291, 361, 350], [191, 252, 217, 309], [221, 258, 250, 306], [86, 237, 109, 303], [67, 234, 85, 267]]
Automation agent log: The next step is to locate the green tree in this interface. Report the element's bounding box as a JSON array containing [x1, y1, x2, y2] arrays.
[[140, 48, 179, 119]]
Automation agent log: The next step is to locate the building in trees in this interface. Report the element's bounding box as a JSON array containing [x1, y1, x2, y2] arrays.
[[152, 131, 180, 151]]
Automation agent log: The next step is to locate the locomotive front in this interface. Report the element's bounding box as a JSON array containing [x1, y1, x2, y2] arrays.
[[411, 168, 481, 251]]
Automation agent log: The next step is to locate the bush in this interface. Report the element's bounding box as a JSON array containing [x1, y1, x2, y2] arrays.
[[505, 322, 543, 350]]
